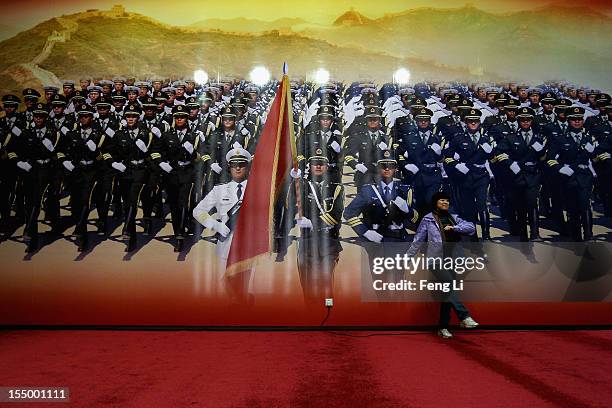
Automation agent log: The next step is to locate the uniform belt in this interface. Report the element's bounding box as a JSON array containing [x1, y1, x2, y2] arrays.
[[524, 162, 536, 166], [130, 159, 145, 165], [177, 161, 191, 167], [422, 163, 437, 168], [471, 163, 486, 168], [80, 160, 94, 165], [36, 159, 51, 165]]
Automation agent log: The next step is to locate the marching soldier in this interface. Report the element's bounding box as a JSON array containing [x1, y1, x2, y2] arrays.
[[287, 151, 344, 304], [591, 99, 611, 217], [150, 104, 204, 252], [344, 106, 393, 192], [297, 105, 344, 183], [204, 106, 253, 193], [20, 88, 41, 126], [443, 108, 495, 240], [14, 103, 62, 252], [57, 103, 114, 251], [495, 107, 546, 241], [111, 104, 156, 251], [545, 106, 597, 241], [344, 151, 419, 292], [95, 95, 123, 218], [397, 107, 444, 217]]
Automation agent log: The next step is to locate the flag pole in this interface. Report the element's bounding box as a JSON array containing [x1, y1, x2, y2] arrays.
[[284, 62, 303, 218]]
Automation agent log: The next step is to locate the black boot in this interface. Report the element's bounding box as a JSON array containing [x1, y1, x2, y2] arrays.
[[529, 208, 543, 242], [121, 206, 136, 240], [569, 214, 582, 242], [97, 219, 107, 235], [581, 210, 593, 241], [143, 218, 152, 236], [479, 211, 491, 241], [174, 237, 184, 252]]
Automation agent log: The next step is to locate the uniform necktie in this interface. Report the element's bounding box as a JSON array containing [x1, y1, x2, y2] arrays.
[[384, 186, 391, 204], [129, 130, 136, 140], [523, 131, 531, 145], [179, 130, 185, 142], [37, 129, 44, 139], [561, 123, 567, 133], [55, 119, 61, 129], [510, 122, 517, 132], [420, 132, 427, 144], [236, 183, 243, 201]]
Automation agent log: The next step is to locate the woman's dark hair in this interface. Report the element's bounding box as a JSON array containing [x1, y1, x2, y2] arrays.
[[431, 191, 451, 210]]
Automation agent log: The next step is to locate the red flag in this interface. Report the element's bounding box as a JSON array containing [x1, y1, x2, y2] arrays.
[[225, 74, 297, 277]]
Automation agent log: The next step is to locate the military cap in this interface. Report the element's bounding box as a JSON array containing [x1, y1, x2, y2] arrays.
[[463, 108, 482, 120], [413, 107, 434, 119], [95, 96, 112, 108], [140, 96, 157, 108], [516, 107, 535, 119], [363, 96, 379, 108], [124, 104, 142, 116], [527, 87, 542, 96], [596, 93, 611, 106], [541, 91, 556, 103], [135, 81, 151, 89], [111, 91, 126, 100], [172, 104, 189, 116], [62, 80, 76, 88], [244, 85, 259, 94], [154, 91, 169, 101], [161, 86, 176, 94], [2, 94, 21, 105], [43, 85, 59, 93], [172, 80, 187, 89], [441, 88, 459, 97], [226, 147, 252, 163], [494, 93, 509, 104], [87, 85, 102, 93], [456, 98, 474, 109], [112, 77, 126, 84], [484, 86, 499, 96], [220, 106, 237, 118], [517, 83, 530, 90], [230, 96, 246, 108], [320, 83, 337, 91], [22, 88, 41, 100], [199, 92, 213, 103], [364, 106, 382, 118], [446, 94, 461, 107], [71, 90, 86, 101], [32, 102, 48, 115], [98, 79, 113, 87], [398, 87, 415, 96], [77, 103, 94, 116], [317, 105, 334, 118], [377, 149, 397, 165], [125, 86, 139, 94], [186, 96, 199, 108], [566, 106, 585, 119], [309, 148, 329, 163], [150, 78, 164, 85], [504, 99, 520, 110], [174, 95, 186, 104], [320, 92, 337, 106], [50, 94, 67, 105], [409, 97, 427, 109], [554, 98, 572, 110]]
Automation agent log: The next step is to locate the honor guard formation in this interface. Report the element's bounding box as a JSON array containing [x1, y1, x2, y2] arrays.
[[1, 78, 610, 258]]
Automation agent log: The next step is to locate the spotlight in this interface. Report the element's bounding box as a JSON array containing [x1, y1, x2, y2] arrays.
[[249, 66, 271, 86], [393, 68, 411, 85], [193, 69, 208, 85], [314, 68, 330, 85]]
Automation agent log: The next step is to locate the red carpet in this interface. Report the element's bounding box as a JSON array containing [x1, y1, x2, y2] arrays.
[[1, 330, 611, 407]]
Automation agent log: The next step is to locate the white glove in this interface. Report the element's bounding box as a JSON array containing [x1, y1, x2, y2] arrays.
[[60, 126, 70, 135], [159, 161, 173, 173], [480, 142, 493, 154], [232, 141, 242, 149], [330, 140, 341, 153], [353, 101, 365, 117], [135, 139, 147, 152], [430, 143, 442, 155], [584, 142, 595, 153], [111, 162, 126, 172], [404, 163, 419, 174], [202, 217, 217, 230], [62, 160, 75, 172], [455, 162, 469, 174], [11, 127, 22, 136], [211, 162, 222, 174], [151, 127, 162, 138], [378, 141, 388, 150], [120, 119, 127, 128], [105, 128, 115, 137], [17, 161, 32, 172], [531, 141, 544, 152], [364, 229, 383, 243], [183, 141, 194, 154], [42, 138, 54, 152], [216, 221, 230, 238], [509, 161, 521, 174], [240, 127, 249, 136], [559, 165, 574, 177], [196, 130, 205, 142], [453, 152, 460, 161], [355, 163, 368, 174], [296, 217, 313, 229], [86, 139, 96, 152], [290, 168, 302, 179], [392, 196, 410, 213]]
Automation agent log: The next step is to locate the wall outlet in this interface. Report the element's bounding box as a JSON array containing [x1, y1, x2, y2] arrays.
[[325, 298, 334, 307]]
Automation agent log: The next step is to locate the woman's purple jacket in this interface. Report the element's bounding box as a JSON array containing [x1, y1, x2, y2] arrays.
[[406, 212, 475, 258]]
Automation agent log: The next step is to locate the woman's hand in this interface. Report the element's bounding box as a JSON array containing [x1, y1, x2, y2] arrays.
[[444, 225, 454, 231]]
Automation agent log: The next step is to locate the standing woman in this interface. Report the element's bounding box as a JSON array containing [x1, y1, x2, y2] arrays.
[[406, 191, 480, 339]]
